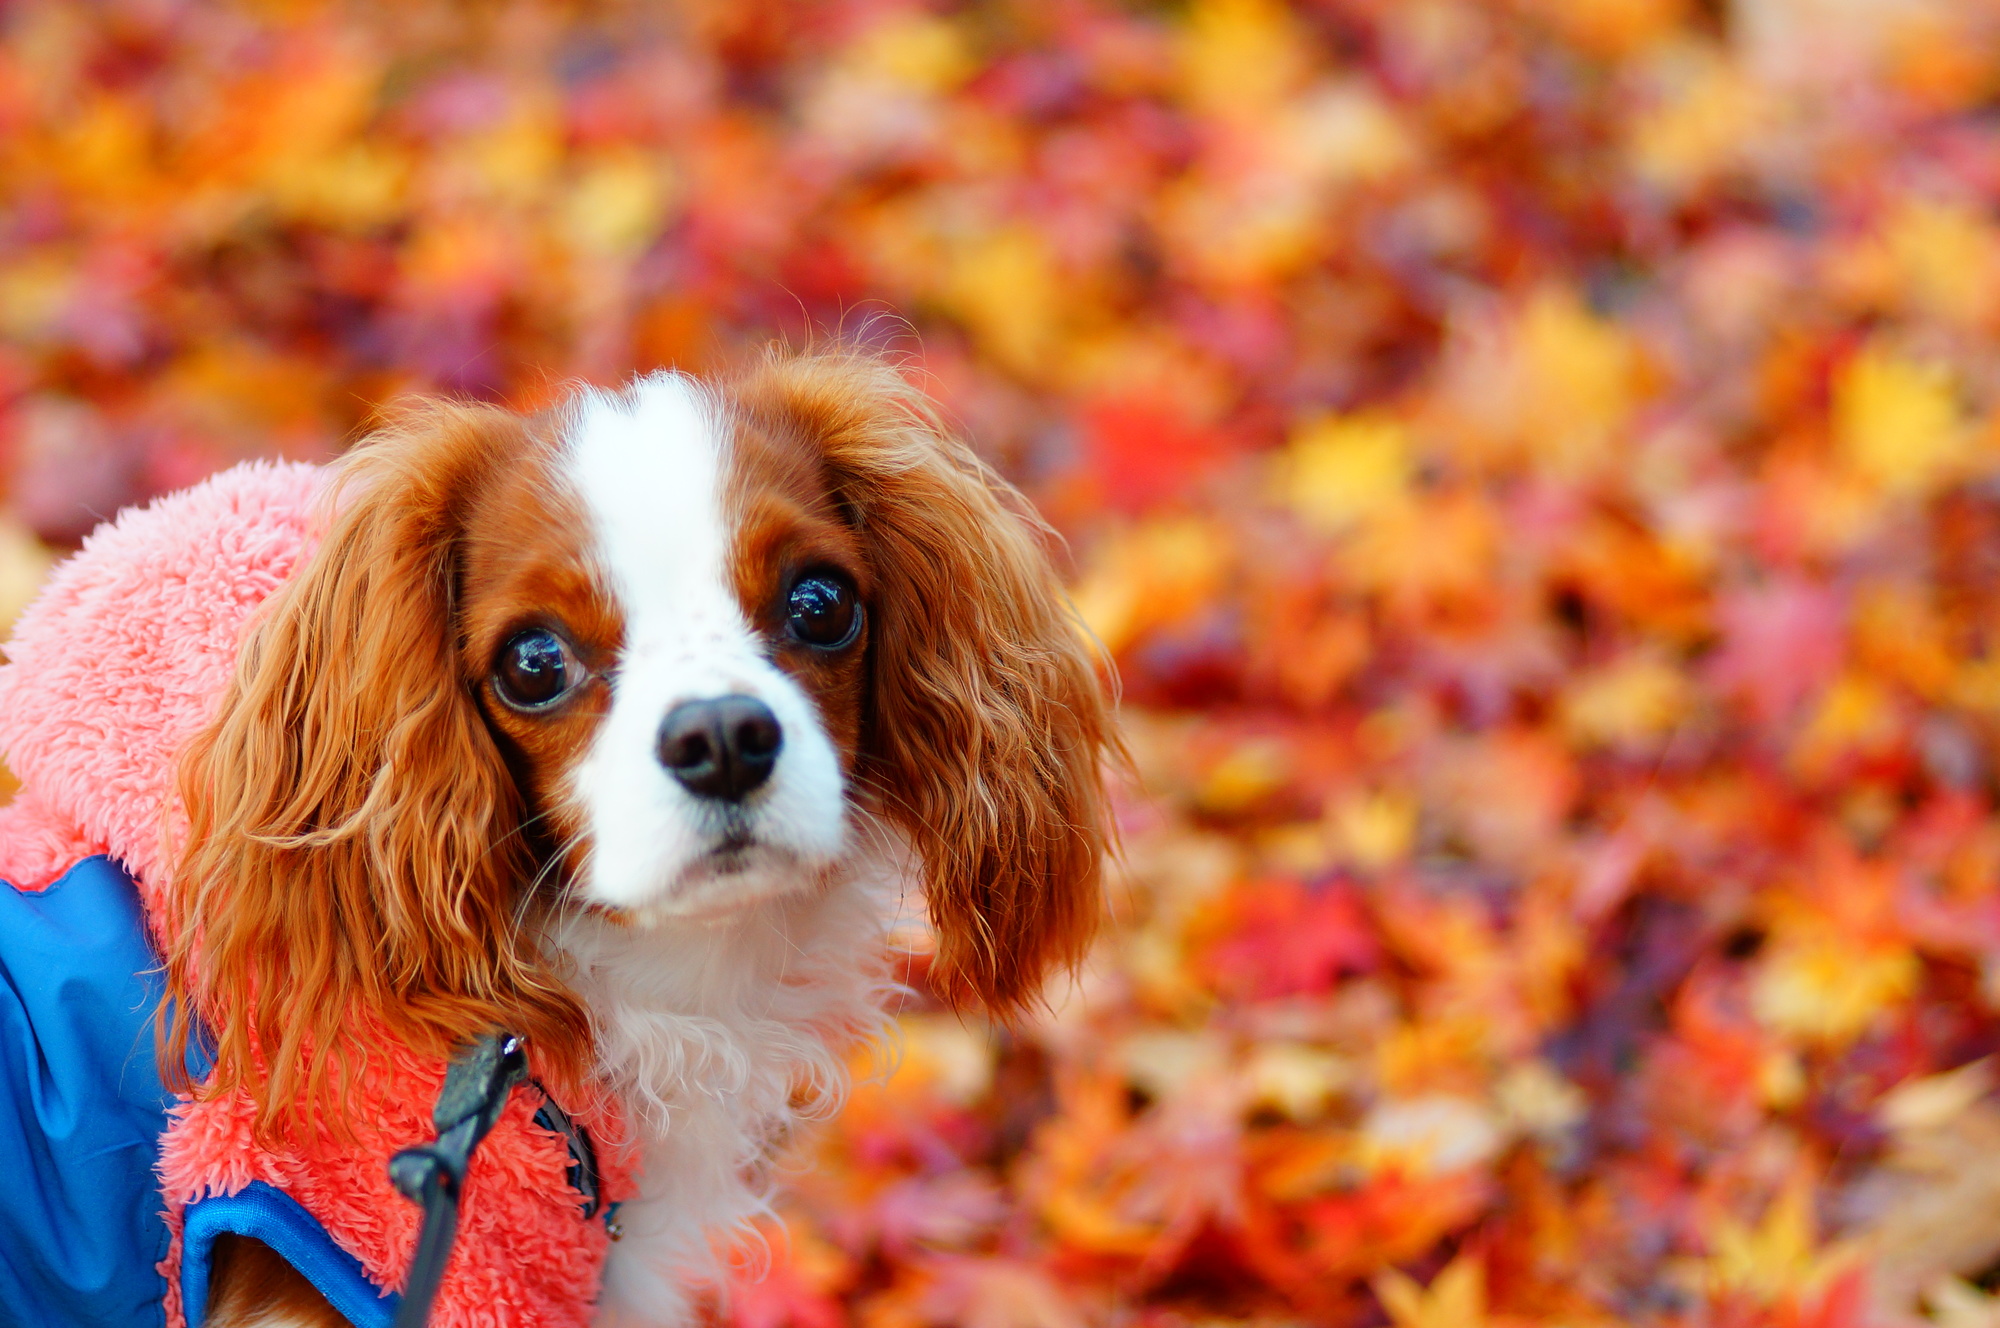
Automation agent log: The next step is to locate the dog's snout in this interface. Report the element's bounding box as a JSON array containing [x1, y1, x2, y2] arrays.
[[658, 695, 783, 801]]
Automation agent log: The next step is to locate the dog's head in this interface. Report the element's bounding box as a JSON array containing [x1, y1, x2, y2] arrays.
[[165, 350, 1116, 1131]]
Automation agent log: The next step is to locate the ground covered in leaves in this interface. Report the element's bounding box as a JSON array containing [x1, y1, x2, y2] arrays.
[[9, 1, 2000, 1325]]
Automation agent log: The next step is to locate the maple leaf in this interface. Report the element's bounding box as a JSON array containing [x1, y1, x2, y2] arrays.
[[1197, 877, 1381, 1000], [1707, 577, 1846, 725], [1833, 347, 1971, 500], [1560, 651, 1692, 750], [1276, 412, 1415, 535], [1175, 0, 1309, 118], [29, 1, 2000, 1319], [940, 228, 1062, 376], [1078, 398, 1233, 516], [1069, 517, 1231, 657], [1699, 1173, 1835, 1306], [1375, 1252, 1488, 1328]]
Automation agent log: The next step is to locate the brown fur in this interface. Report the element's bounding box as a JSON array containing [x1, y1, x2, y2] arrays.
[[727, 351, 1121, 1013], [161, 350, 1118, 1318], [456, 427, 624, 890], [721, 394, 875, 773], [161, 400, 592, 1139], [202, 1237, 347, 1328]]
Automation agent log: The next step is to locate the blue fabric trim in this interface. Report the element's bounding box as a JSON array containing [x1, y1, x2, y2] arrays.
[[181, 1180, 399, 1328], [0, 855, 177, 1328]]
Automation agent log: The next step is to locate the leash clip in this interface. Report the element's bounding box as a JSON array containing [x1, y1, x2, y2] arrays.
[[387, 1032, 528, 1328]]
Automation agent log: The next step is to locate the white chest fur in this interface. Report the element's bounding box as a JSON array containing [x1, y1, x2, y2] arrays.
[[553, 853, 902, 1325]]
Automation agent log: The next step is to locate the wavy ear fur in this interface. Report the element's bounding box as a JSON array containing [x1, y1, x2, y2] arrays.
[[162, 402, 587, 1138], [742, 351, 1119, 1015]]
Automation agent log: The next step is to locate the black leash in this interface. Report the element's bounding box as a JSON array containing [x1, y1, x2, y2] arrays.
[[387, 1032, 528, 1328]]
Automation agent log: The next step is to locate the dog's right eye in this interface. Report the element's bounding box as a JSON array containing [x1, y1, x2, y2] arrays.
[[785, 571, 862, 650], [494, 629, 578, 711]]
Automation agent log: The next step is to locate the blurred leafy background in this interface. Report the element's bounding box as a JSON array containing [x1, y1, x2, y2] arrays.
[[11, 0, 2000, 1325]]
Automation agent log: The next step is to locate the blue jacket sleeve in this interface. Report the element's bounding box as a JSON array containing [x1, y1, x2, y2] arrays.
[[0, 856, 176, 1328]]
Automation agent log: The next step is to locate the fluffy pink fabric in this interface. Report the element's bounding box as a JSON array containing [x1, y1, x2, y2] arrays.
[[157, 1054, 627, 1328], [0, 463, 630, 1328], [0, 462, 321, 905]]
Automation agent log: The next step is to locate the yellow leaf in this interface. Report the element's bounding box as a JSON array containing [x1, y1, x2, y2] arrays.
[[1158, 171, 1325, 286], [464, 108, 564, 207], [1885, 198, 2000, 326], [1376, 1015, 1490, 1099], [1833, 347, 1969, 498], [1069, 518, 1230, 657], [1197, 738, 1289, 814], [404, 217, 512, 292], [1560, 653, 1691, 748], [252, 51, 381, 166], [1433, 288, 1648, 476], [1375, 1253, 1488, 1328], [941, 228, 1059, 373], [1176, 0, 1309, 118], [1278, 413, 1415, 534], [1753, 925, 1918, 1046], [1326, 788, 1419, 871], [1703, 1174, 1820, 1302], [847, 13, 975, 94], [1037, 1181, 1159, 1258], [1630, 51, 1766, 193], [1887, 8, 1999, 111], [1790, 672, 1902, 776], [563, 150, 675, 258], [269, 143, 409, 230], [1519, 290, 1643, 474]]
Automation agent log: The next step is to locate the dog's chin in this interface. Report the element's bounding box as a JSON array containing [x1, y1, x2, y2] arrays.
[[585, 841, 830, 927]]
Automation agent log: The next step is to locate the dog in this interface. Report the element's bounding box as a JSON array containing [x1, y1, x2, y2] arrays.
[[0, 349, 1115, 1327]]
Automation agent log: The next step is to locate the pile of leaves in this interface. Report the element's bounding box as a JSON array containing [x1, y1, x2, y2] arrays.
[[10, 1, 2000, 1324]]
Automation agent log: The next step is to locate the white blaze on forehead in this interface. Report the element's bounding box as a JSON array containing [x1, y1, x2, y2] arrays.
[[561, 371, 849, 913], [568, 372, 730, 623]]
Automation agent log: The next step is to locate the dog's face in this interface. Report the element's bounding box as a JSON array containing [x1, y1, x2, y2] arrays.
[[167, 351, 1115, 1130], [460, 374, 868, 922]]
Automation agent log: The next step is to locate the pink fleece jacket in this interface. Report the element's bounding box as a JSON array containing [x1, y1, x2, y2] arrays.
[[0, 463, 631, 1328]]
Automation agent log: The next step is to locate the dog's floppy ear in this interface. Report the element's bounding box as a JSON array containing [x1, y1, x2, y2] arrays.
[[162, 402, 586, 1138], [753, 352, 1118, 1015]]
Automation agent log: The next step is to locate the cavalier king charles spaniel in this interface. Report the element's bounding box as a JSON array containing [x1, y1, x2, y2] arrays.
[[178, 350, 1116, 1325]]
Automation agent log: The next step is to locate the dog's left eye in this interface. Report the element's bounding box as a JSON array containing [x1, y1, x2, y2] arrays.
[[786, 572, 862, 650], [494, 629, 579, 710]]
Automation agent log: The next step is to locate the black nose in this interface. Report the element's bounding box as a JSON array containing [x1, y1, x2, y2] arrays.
[[657, 695, 783, 801]]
